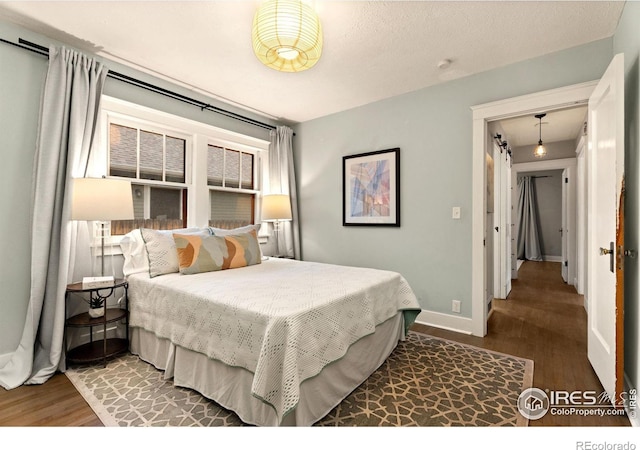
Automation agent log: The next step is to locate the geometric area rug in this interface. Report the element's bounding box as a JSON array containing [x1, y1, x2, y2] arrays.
[[65, 331, 533, 427]]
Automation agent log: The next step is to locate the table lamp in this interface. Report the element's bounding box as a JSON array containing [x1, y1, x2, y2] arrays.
[[71, 177, 134, 286], [261, 194, 292, 258]]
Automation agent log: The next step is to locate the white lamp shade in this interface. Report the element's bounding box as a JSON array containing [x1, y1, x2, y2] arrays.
[[252, 0, 323, 72], [262, 194, 292, 221], [71, 178, 134, 221]]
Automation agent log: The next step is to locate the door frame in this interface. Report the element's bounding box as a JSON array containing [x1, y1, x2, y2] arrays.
[[511, 159, 577, 283], [470, 81, 597, 336]]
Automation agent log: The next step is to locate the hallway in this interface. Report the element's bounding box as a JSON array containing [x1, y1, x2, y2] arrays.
[[415, 261, 630, 426]]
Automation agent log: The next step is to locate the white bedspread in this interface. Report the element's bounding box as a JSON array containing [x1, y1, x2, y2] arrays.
[[127, 258, 421, 423]]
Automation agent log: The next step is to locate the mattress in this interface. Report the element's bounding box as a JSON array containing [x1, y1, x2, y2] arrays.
[[127, 257, 421, 425]]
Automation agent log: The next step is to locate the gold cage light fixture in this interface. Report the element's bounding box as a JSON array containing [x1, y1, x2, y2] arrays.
[[533, 113, 547, 158], [252, 0, 323, 72]]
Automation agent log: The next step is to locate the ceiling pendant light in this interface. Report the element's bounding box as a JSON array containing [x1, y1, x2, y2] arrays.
[[252, 0, 323, 73], [534, 113, 547, 158]]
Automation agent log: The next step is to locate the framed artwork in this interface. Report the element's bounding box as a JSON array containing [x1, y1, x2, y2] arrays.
[[343, 148, 400, 227]]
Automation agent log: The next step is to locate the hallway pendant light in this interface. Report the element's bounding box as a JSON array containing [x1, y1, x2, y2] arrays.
[[534, 113, 547, 158], [252, 0, 323, 72]]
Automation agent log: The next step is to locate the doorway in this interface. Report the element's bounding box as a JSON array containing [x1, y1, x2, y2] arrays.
[[470, 81, 597, 337], [515, 169, 565, 266], [488, 106, 586, 309], [472, 54, 625, 408], [511, 158, 578, 279]]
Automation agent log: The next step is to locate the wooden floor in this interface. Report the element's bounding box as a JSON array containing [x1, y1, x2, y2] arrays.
[[414, 261, 630, 426], [0, 261, 630, 426]]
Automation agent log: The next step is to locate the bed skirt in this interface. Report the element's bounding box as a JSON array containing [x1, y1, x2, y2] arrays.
[[130, 312, 405, 426]]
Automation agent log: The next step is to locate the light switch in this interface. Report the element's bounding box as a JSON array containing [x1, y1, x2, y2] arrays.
[[452, 207, 461, 219]]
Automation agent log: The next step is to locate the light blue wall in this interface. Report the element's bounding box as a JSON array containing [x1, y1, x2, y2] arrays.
[[293, 38, 613, 318], [0, 19, 277, 356], [613, 1, 640, 403]]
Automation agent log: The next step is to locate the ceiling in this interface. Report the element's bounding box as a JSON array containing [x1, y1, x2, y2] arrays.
[[0, 1, 625, 124], [497, 105, 588, 148]]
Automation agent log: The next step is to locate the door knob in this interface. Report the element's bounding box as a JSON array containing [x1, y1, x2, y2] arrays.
[[624, 249, 637, 258], [600, 242, 615, 273]]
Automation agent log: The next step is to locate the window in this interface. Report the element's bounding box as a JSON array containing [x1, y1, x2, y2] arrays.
[[100, 96, 270, 239], [207, 145, 258, 229], [108, 121, 188, 235], [109, 123, 186, 182]]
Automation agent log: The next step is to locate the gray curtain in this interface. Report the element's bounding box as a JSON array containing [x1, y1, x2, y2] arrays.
[[517, 176, 543, 261], [267, 126, 300, 259], [0, 46, 107, 389]]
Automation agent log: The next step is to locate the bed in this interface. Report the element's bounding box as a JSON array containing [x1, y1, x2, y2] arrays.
[[120, 226, 421, 426]]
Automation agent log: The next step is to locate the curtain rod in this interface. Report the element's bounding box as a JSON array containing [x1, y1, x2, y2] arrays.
[[1, 37, 279, 132]]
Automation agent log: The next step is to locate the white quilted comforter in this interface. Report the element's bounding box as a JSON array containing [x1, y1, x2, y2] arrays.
[[127, 258, 421, 423]]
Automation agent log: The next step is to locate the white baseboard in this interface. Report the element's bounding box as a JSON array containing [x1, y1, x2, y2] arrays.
[[414, 310, 474, 335], [543, 255, 563, 262], [624, 373, 639, 427]]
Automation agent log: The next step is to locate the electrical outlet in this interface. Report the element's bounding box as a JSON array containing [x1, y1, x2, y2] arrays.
[[452, 300, 461, 313], [452, 207, 461, 219]]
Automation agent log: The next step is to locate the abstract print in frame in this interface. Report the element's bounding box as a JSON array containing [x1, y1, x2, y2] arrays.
[[343, 148, 400, 226]]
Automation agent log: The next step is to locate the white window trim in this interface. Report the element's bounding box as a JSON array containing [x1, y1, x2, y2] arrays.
[[93, 96, 270, 251]]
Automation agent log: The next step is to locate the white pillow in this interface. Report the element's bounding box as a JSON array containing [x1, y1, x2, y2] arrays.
[[208, 224, 261, 236], [120, 229, 148, 277], [209, 224, 264, 258], [142, 228, 212, 278], [120, 227, 210, 277]]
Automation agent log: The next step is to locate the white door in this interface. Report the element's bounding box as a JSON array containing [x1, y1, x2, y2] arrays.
[[493, 143, 512, 299], [587, 53, 624, 403], [492, 144, 501, 298], [486, 151, 494, 308], [561, 169, 568, 282], [502, 150, 512, 297]]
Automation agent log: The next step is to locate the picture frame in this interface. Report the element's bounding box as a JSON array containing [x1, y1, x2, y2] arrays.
[[343, 147, 400, 227]]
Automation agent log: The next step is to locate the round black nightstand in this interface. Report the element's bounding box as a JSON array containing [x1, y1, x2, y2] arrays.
[[64, 279, 129, 367]]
